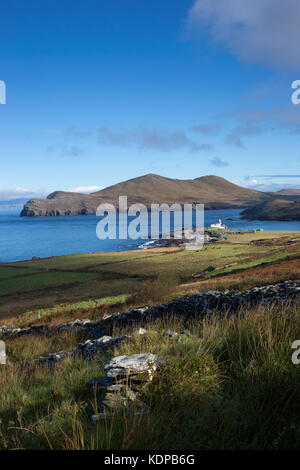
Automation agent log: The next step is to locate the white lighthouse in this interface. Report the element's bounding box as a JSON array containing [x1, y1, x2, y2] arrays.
[[210, 218, 227, 230]]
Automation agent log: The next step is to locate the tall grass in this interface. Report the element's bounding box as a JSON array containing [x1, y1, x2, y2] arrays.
[[130, 274, 180, 305], [0, 303, 299, 450]]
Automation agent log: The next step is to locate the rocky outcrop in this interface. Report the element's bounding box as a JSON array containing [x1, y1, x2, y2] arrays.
[[0, 325, 47, 336], [20, 192, 100, 217], [89, 353, 162, 422], [104, 353, 161, 380]]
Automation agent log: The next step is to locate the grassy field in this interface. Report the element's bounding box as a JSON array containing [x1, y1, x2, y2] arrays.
[[0, 267, 43, 279], [1, 230, 300, 322], [0, 230, 300, 450], [0, 272, 100, 296]]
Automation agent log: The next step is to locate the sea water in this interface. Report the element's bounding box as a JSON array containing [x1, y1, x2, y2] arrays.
[[0, 208, 299, 263]]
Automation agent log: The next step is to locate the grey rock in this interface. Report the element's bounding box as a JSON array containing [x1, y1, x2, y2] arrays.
[[75, 335, 130, 359], [134, 327, 147, 335], [104, 353, 161, 380], [102, 388, 137, 410], [165, 329, 178, 339], [32, 334, 130, 367], [86, 377, 115, 389]]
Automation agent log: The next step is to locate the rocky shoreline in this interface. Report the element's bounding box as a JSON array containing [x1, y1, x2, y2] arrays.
[[140, 228, 259, 249]]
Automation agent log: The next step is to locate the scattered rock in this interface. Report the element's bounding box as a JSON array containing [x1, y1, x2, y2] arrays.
[[102, 388, 137, 410], [32, 351, 72, 368], [165, 329, 179, 339], [104, 353, 161, 380], [134, 327, 147, 335], [165, 328, 194, 342], [75, 335, 130, 359], [32, 335, 130, 367], [88, 353, 161, 422], [86, 377, 115, 389]]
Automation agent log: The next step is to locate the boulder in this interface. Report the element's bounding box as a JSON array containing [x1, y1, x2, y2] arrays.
[[104, 353, 161, 380]]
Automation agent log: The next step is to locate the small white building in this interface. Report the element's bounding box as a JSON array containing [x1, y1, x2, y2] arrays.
[[210, 218, 227, 230]]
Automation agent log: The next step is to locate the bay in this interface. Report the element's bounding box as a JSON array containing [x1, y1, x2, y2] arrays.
[[0, 208, 299, 263]]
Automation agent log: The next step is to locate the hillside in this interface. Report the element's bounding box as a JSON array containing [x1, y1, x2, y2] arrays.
[[0, 232, 300, 450], [241, 198, 300, 221], [276, 189, 300, 196], [21, 174, 267, 217]]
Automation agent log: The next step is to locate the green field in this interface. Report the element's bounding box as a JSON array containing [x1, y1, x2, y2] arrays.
[[0, 267, 42, 279], [0, 230, 299, 322], [0, 271, 100, 296]]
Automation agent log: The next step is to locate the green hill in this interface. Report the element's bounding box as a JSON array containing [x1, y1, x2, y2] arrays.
[[21, 174, 266, 217]]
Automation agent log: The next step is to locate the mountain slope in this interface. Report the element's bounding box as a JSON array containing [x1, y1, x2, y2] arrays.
[[241, 198, 300, 221], [21, 174, 267, 217], [276, 189, 300, 196]]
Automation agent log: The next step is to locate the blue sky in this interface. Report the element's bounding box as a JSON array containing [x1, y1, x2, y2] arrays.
[[0, 0, 300, 202]]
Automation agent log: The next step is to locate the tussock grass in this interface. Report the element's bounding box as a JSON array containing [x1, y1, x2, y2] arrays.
[[129, 274, 180, 305], [0, 303, 299, 450], [4, 330, 84, 363]]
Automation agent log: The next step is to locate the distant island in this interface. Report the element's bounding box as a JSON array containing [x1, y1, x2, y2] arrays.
[[20, 173, 300, 221], [20, 174, 266, 217]]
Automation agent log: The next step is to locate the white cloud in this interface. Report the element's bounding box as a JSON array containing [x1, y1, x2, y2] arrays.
[[0, 185, 105, 203], [68, 185, 104, 193], [0, 188, 49, 202], [242, 176, 300, 192], [187, 0, 300, 70]]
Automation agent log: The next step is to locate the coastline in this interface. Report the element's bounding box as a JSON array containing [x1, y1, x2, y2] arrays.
[[1, 208, 300, 263]]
